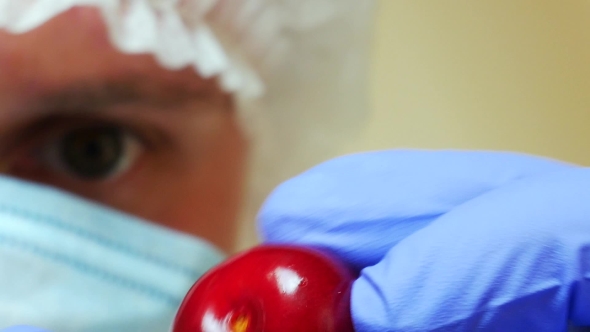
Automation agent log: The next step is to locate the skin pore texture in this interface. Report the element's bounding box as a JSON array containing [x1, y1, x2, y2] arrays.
[[0, 7, 249, 253]]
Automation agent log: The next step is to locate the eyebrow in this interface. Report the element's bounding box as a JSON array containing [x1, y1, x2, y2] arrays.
[[32, 74, 221, 114]]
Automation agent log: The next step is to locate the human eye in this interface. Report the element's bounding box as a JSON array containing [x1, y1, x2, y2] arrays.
[[3, 117, 149, 185], [41, 124, 142, 181]]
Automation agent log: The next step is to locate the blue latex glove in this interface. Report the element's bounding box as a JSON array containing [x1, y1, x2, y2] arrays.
[[258, 150, 590, 331]]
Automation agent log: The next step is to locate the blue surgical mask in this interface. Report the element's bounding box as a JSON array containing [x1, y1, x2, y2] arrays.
[[0, 176, 225, 332]]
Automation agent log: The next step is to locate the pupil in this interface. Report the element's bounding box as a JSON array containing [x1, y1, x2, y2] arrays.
[[86, 142, 101, 158], [60, 126, 124, 179]]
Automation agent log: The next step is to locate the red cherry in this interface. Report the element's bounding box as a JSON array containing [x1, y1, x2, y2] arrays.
[[172, 245, 356, 332]]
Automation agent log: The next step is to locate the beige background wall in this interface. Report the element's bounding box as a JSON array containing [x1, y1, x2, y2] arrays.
[[344, 0, 590, 165]]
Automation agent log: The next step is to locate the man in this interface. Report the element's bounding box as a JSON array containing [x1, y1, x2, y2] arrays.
[[1, 1, 588, 332], [0, 0, 374, 331]]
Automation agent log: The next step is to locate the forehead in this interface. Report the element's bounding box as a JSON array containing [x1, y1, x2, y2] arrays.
[[0, 6, 215, 113]]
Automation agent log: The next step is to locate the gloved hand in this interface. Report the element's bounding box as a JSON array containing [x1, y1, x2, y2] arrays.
[[258, 150, 590, 331]]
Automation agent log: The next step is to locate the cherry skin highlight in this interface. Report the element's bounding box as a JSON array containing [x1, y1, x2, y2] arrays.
[[172, 245, 356, 332]]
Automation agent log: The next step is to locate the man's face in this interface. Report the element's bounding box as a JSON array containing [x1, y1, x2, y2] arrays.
[[0, 7, 248, 252]]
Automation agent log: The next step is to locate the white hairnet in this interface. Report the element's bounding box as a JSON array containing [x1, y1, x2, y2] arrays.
[[0, 0, 376, 248]]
